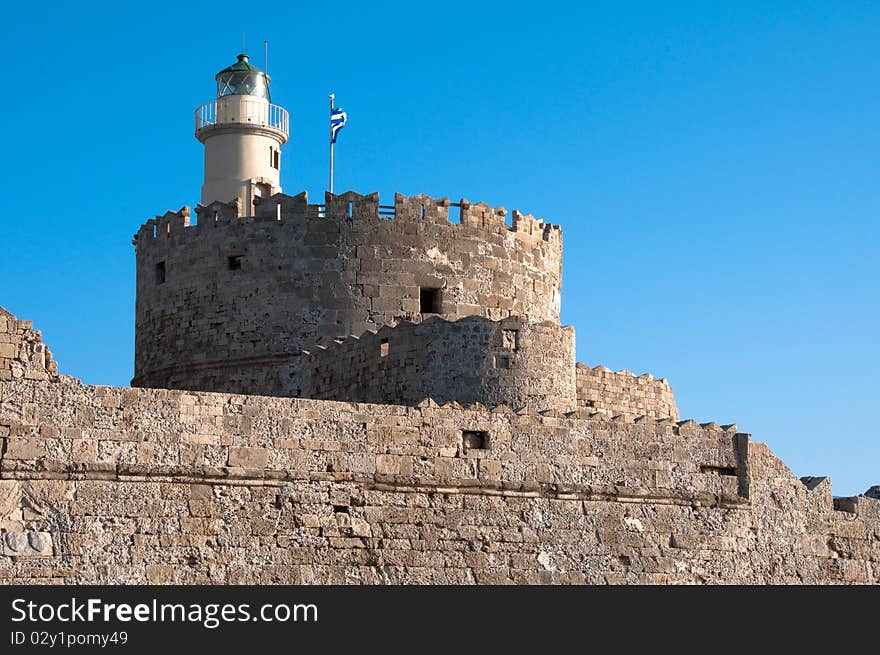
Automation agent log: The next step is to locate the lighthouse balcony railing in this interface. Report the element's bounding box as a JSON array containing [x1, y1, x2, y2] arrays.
[[195, 100, 289, 135]]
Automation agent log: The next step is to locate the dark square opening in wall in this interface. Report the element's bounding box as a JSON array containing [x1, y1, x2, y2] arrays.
[[420, 287, 441, 314], [495, 355, 510, 369], [228, 255, 242, 270], [462, 430, 489, 450], [155, 261, 166, 284], [700, 465, 737, 477]]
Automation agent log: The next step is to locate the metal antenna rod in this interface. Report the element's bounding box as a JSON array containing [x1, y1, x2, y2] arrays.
[[242, 32, 245, 53], [264, 40, 268, 74]]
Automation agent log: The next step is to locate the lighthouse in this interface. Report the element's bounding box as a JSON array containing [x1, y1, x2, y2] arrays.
[[194, 54, 290, 215]]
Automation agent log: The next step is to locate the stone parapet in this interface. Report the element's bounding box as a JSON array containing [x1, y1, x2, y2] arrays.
[[304, 316, 576, 412], [576, 363, 678, 420], [1, 370, 878, 584]]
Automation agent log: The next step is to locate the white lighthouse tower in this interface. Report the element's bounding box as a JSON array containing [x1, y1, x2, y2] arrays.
[[195, 54, 290, 215]]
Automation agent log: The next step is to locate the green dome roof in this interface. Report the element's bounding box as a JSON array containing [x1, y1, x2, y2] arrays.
[[214, 53, 271, 100], [216, 53, 265, 78]]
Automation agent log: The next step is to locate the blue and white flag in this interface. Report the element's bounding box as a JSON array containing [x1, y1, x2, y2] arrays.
[[331, 107, 347, 144]]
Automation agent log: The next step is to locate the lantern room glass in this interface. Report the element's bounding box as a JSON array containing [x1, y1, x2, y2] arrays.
[[216, 71, 271, 100]]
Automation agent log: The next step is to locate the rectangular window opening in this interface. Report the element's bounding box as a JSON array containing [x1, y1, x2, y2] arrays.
[[495, 355, 510, 370], [228, 255, 242, 271], [380, 338, 390, 358], [420, 287, 441, 314], [700, 465, 737, 477], [255, 182, 271, 200], [462, 430, 490, 450], [155, 261, 166, 284]]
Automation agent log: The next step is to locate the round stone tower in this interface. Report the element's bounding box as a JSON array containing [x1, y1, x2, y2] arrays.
[[132, 193, 563, 396], [132, 57, 565, 401], [195, 53, 289, 213]]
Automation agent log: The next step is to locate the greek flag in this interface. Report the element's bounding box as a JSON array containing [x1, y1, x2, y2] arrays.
[[331, 107, 347, 144]]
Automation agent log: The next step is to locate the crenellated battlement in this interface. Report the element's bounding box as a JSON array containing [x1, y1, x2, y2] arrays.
[[133, 191, 562, 251], [575, 362, 679, 420], [301, 314, 576, 412]]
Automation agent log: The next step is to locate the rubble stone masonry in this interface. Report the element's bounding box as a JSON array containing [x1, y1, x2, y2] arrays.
[[0, 307, 58, 383], [1, 309, 877, 584], [304, 316, 577, 412]]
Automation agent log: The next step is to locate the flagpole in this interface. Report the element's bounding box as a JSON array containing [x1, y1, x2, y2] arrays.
[[329, 93, 335, 194]]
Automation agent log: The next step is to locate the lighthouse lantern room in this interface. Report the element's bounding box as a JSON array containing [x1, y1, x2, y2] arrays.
[[194, 53, 289, 215]]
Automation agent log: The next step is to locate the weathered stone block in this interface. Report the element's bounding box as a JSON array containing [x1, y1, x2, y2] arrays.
[[0, 481, 21, 518], [3, 531, 53, 557], [228, 446, 269, 468], [145, 563, 175, 584], [5, 437, 46, 460]]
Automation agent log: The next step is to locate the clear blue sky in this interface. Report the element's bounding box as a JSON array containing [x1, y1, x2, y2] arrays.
[[1, 2, 876, 495]]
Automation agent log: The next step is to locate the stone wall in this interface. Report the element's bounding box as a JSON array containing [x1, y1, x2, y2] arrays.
[[1, 310, 878, 584], [1, 373, 878, 584], [0, 307, 58, 383], [576, 363, 678, 420], [132, 191, 563, 398], [304, 316, 576, 412]]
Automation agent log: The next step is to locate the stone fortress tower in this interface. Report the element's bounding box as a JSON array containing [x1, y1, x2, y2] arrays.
[[1, 53, 877, 585], [132, 54, 675, 418]]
